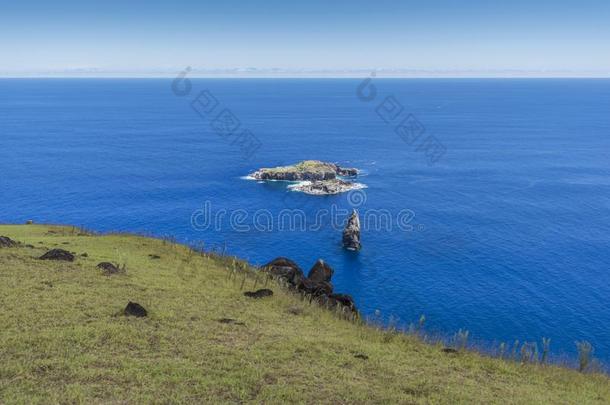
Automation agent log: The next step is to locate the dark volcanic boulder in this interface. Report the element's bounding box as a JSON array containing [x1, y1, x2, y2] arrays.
[[0, 236, 18, 248], [244, 289, 274, 298], [290, 179, 362, 196], [97, 262, 121, 275], [263, 257, 300, 270], [329, 294, 357, 312], [307, 259, 334, 284], [257, 170, 334, 181], [297, 278, 333, 297], [124, 302, 148, 317], [319, 293, 358, 313], [336, 166, 358, 177], [342, 209, 361, 251], [261, 257, 304, 287], [39, 249, 75, 262]]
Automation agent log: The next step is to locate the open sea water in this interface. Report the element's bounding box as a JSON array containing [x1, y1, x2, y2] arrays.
[[1, 78, 609, 365]]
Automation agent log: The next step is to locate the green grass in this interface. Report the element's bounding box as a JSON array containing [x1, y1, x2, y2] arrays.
[[0, 224, 608, 404]]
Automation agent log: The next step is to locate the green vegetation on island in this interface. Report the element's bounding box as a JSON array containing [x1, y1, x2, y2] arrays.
[[0, 224, 608, 404], [249, 160, 358, 181]]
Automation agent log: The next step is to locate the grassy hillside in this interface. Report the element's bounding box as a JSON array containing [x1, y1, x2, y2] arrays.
[[0, 224, 608, 404]]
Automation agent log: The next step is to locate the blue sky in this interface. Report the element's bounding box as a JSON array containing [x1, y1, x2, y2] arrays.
[[2, 0, 610, 76]]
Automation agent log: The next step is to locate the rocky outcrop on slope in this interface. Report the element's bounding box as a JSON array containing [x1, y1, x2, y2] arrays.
[[262, 257, 357, 314], [0, 236, 19, 248], [39, 249, 75, 262], [260, 257, 304, 287]]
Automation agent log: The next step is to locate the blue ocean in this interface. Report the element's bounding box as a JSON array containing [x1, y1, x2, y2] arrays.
[[1, 78, 609, 365]]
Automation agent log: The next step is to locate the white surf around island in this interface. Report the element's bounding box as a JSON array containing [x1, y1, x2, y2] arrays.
[[287, 179, 367, 195], [241, 176, 367, 195], [240, 175, 298, 182]]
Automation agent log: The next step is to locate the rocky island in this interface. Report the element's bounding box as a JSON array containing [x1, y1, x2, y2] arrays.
[[249, 160, 358, 181], [248, 160, 365, 195]]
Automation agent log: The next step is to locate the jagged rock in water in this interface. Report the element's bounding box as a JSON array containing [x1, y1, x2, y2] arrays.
[[336, 166, 359, 177], [0, 236, 18, 248], [307, 259, 334, 284], [124, 302, 148, 317], [290, 179, 365, 195], [39, 249, 75, 262], [261, 257, 304, 287], [342, 209, 361, 251], [249, 160, 358, 181]]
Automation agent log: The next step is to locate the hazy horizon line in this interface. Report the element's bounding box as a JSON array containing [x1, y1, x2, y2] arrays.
[[2, 68, 610, 79]]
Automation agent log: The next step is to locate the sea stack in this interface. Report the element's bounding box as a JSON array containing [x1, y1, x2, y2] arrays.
[[342, 209, 361, 251]]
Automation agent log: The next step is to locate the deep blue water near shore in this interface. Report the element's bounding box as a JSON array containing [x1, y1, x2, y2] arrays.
[[1, 78, 609, 365]]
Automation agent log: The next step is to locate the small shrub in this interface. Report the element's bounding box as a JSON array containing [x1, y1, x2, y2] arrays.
[[112, 249, 128, 273], [511, 340, 520, 361], [382, 315, 400, 343], [239, 273, 247, 290], [388, 315, 399, 333], [369, 309, 383, 330], [587, 359, 606, 374], [418, 314, 426, 331], [498, 342, 507, 359], [576, 341, 594, 372], [454, 329, 470, 351], [520, 342, 538, 364], [541, 337, 551, 365]]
